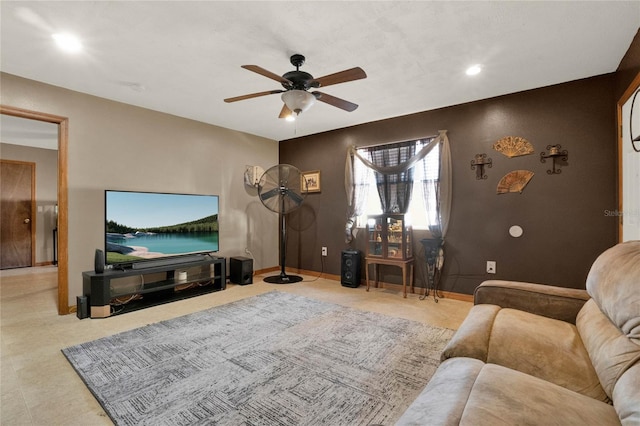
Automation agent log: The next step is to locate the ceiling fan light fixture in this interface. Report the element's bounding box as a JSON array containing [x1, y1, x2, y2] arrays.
[[281, 90, 316, 115]]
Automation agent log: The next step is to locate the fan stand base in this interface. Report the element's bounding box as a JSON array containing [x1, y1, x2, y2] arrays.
[[264, 273, 303, 284]]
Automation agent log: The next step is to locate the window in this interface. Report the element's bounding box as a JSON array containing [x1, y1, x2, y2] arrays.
[[355, 138, 440, 230]]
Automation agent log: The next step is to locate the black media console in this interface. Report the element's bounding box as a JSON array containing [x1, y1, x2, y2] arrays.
[[82, 256, 226, 318]]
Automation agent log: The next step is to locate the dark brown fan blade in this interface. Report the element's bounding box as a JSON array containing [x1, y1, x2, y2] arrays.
[[311, 67, 366, 88], [242, 65, 293, 86], [285, 188, 304, 205], [259, 187, 281, 202], [312, 91, 358, 112], [278, 104, 293, 118], [224, 90, 284, 103]]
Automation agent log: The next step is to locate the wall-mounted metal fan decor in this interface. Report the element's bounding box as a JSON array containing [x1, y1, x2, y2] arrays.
[[493, 136, 534, 158], [258, 164, 307, 284], [496, 170, 534, 194], [224, 54, 366, 119]]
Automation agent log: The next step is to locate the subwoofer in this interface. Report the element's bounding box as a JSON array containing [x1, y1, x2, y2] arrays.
[[76, 296, 88, 319], [230, 256, 253, 285], [341, 249, 361, 288]]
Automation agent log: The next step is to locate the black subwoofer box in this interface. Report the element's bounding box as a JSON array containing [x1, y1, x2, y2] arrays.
[[230, 256, 253, 285], [341, 249, 361, 288], [76, 296, 88, 319]]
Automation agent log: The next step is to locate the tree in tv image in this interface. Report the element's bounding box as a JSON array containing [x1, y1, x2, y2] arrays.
[[105, 191, 219, 265]]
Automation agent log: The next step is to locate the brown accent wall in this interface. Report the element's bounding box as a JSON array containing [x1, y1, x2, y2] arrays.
[[280, 75, 618, 294]]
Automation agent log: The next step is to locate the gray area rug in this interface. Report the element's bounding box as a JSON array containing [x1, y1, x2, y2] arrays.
[[63, 291, 453, 426]]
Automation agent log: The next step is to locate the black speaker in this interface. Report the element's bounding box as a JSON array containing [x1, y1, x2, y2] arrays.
[[94, 249, 104, 273], [230, 256, 253, 285], [76, 296, 88, 319], [341, 249, 361, 288]]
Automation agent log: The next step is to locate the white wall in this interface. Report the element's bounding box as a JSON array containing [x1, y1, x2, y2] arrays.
[[1, 73, 279, 307], [622, 92, 640, 241]]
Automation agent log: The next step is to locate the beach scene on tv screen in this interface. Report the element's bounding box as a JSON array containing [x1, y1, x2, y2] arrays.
[[105, 191, 219, 264]]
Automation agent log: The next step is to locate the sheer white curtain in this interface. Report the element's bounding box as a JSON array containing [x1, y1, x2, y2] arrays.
[[420, 131, 451, 299], [422, 130, 452, 238], [344, 151, 372, 243]]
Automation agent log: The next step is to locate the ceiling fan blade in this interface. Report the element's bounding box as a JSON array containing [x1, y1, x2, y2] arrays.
[[278, 104, 293, 119], [312, 91, 359, 112], [224, 90, 284, 103], [242, 65, 293, 86], [311, 67, 367, 88], [259, 187, 281, 202]]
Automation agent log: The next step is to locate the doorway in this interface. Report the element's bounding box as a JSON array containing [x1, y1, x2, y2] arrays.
[[0, 105, 69, 315], [618, 72, 640, 242]]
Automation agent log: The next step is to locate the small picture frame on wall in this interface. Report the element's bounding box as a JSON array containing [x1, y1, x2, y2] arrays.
[[301, 170, 321, 193]]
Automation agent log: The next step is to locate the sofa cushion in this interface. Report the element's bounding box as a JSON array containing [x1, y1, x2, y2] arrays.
[[577, 299, 640, 400], [460, 363, 619, 425], [395, 357, 485, 425], [586, 240, 640, 343], [612, 362, 640, 425], [396, 358, 619, 426], [442, 304, 607, 401], [488, 308, 607, 400]]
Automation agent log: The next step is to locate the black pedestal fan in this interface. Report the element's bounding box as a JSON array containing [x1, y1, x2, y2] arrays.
[[258, 164, 306, 284]]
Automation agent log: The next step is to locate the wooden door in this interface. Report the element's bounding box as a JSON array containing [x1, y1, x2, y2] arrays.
[[0, 160, 35, 269]]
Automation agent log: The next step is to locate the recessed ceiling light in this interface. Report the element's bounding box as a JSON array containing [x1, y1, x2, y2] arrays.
[[466, 64, 482, 76], [52, 33, 82, 53]]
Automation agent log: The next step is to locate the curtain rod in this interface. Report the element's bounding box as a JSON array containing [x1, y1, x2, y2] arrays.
[[353, 133, 440, 150]]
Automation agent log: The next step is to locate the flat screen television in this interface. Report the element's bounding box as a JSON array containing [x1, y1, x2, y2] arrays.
[[105, 190, 219, 267]]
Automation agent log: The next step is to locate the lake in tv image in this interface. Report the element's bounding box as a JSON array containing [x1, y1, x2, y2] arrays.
[[105, 191, 219, 264]]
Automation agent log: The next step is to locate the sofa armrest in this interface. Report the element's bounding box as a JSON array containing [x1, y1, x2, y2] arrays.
[[474, 280, 590, 324], [441, 304, 500, 362]]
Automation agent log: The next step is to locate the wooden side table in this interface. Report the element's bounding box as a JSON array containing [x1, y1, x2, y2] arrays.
[[365, 256, 414, 298]]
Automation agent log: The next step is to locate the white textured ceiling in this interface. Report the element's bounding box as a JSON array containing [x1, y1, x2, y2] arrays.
[[1, 1, 639, 142]]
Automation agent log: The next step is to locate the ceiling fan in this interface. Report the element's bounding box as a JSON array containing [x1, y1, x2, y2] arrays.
[[224, 54, 366, 119]]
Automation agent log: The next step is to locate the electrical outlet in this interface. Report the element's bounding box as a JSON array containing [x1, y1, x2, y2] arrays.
[[486, 261, 496, 274], [321, 247, 328, 257]]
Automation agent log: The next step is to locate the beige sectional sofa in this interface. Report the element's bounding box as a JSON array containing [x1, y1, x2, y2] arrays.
[[397, 241, 640, 425]]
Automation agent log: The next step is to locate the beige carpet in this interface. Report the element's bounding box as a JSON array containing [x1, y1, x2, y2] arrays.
[[63, 291, 453, 426]]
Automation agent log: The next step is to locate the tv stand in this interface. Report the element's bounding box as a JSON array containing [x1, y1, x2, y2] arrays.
[[83, 256, 226, 318]]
